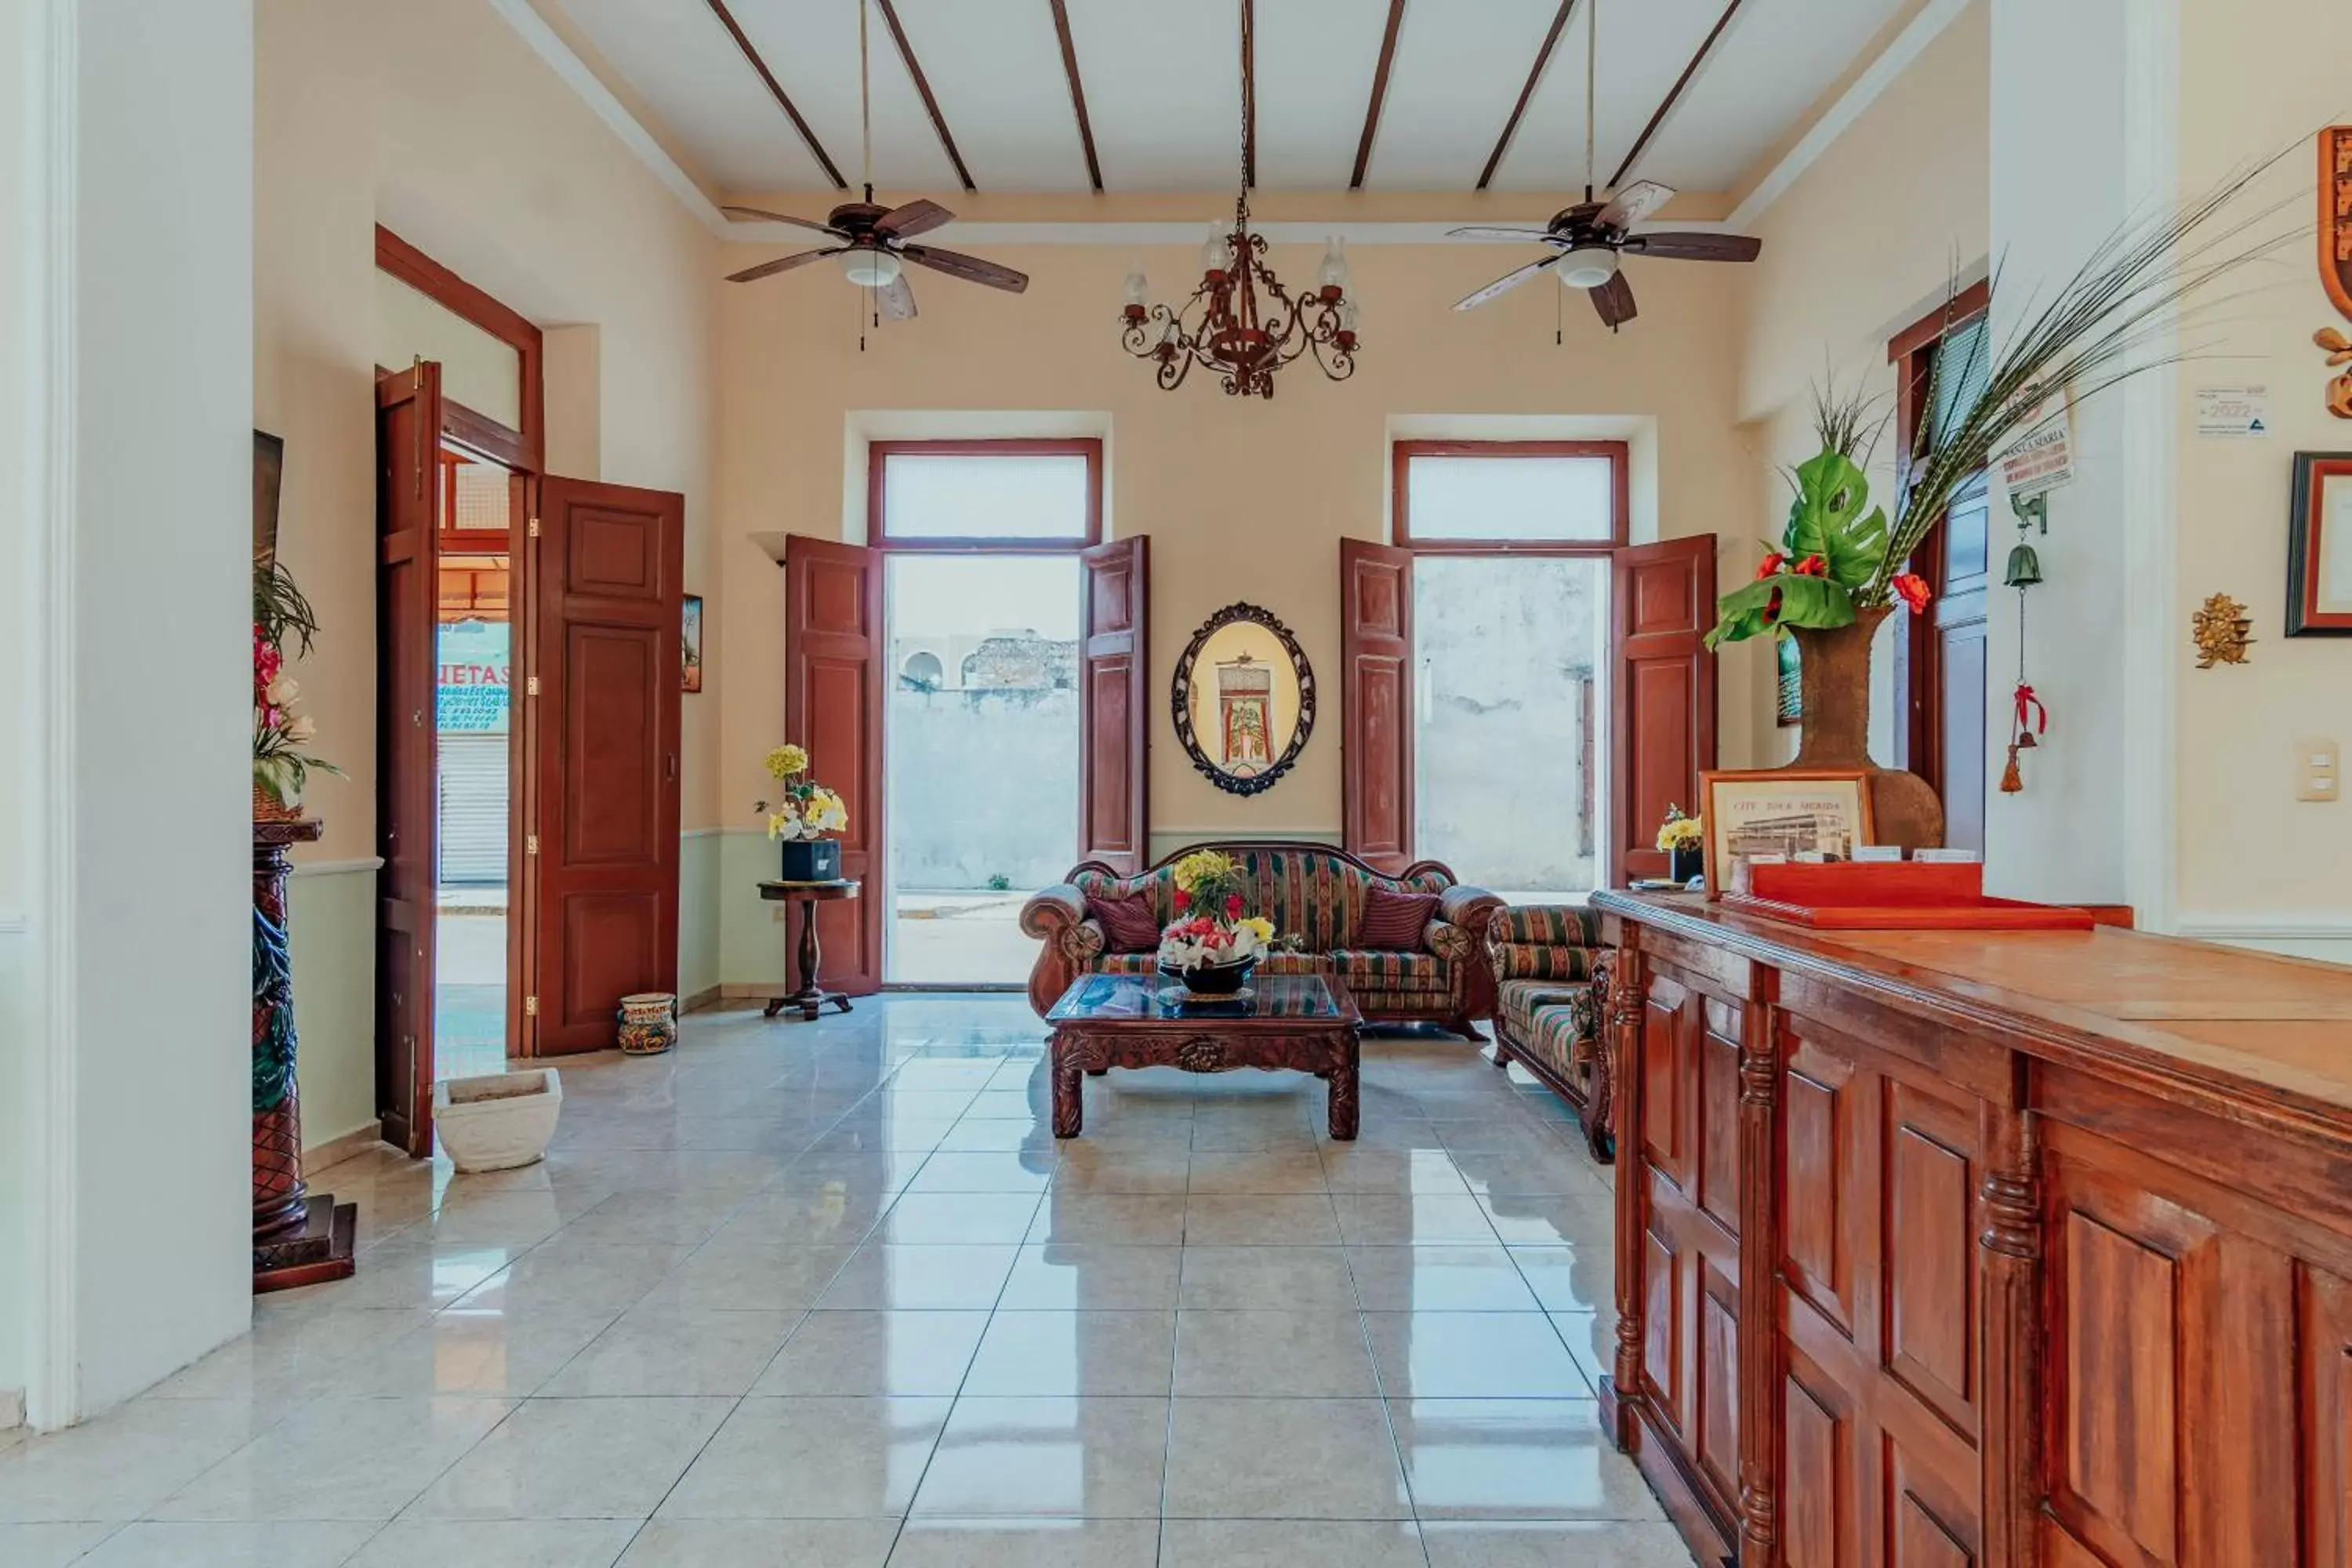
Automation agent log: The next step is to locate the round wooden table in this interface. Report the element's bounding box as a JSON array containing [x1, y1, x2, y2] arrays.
[[757, 878, 861, 1021]]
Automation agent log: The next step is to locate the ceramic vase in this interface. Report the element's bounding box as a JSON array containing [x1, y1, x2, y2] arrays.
[[1788, 605, 1945, 851]]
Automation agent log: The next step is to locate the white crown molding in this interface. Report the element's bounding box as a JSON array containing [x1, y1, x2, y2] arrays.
[[288, 856, 385, 879], [1727, 0, 1974, 231]]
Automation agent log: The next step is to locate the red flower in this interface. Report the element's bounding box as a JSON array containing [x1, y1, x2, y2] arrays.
[[1792, 554, 1828, 578], [1172, 888, 1190, 911], [1755, 551, 1786, 581], [1893, 572, 1932, 614], [1762, 587, 1784, 623], [253, 625, 281, 690], [1225, 894, 1243, 918]]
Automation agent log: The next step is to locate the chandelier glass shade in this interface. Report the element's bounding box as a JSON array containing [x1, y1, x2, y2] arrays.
[[1119, 201, 1360, 398]]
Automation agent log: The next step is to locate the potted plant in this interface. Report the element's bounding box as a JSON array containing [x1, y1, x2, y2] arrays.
[[758, 742, 849, 882], [1703, 171, 2297, 848], [1658, 806, 1704, 886], [1155, 849, 1278, 995], [252, 555, 341, 818]]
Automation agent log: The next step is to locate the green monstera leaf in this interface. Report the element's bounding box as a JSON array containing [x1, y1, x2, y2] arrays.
[[1704, 572, 1856, 650], [1782, 451, 1889, 591]]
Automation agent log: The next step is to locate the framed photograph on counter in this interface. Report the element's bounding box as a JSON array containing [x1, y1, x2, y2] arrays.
[[1698, 768, 1875, 899], [2288, 452, 2352, 635]]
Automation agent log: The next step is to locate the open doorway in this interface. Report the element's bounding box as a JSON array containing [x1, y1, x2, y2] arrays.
[[434, 456, 514, 1081], [869, 440, 1101, 986]]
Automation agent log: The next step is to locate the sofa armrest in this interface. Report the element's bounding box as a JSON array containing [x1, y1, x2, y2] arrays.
[[1020, 883, 1087, 940], [1022, 884, 1093, 1018], [1439, 884, 1504, 942], [1425, 920, 1475, 961], [1485, 903, 1607, 985]]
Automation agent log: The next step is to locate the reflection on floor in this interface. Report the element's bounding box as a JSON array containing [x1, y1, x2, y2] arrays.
[[435, 890, 507, 1083], [0, 994, 1693, 1568]]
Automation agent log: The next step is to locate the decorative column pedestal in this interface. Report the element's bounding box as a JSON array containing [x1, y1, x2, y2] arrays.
[[252, 816, 357, 1292]]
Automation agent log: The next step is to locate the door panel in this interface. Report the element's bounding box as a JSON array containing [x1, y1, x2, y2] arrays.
[[1613, 537, 1716, 884], [1080, 537, 1149, 872], [785, 535, 884, 994], [528, 477, 683, 1051], [1341, 539, 1413, 873], [376, 362, 442, 1156]]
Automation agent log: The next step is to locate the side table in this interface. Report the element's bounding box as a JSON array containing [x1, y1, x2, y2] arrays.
[[757, 878, 862, 1021]]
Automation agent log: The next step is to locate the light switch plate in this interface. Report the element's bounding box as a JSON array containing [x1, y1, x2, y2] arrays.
[[2296, 739, 2340, 802]]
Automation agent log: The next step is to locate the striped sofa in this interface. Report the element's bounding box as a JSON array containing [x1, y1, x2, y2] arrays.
[[1486, 904, 1614, 1160], [1019, 841, 1501, 1036]]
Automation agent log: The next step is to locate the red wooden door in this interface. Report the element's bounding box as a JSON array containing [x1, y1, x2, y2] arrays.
[[1911, 479, 1990, 856], [375, 362, 442, 1155], [525, 477, 684, 1052], [784, 535, 884, 994], [1612, 537, 1717, 884], [1341, 539, 1414, 873], [1079, 537, 1149, 872]]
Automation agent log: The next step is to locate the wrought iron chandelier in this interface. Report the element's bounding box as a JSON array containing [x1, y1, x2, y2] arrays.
[[1116, 3, 1360, 397]]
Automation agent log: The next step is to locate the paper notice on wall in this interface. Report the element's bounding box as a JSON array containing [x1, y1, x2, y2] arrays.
[[2194, 383, 2272, 437], [1997, 389, 2074, 497]]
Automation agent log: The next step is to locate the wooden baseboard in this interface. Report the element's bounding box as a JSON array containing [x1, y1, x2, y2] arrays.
[[303, 1120, 384, 1174]]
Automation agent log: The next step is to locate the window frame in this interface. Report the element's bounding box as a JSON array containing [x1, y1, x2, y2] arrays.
[[376, 223, 544, 475], [1390, 439, 1631, 556], [867, 437, 1105, 554]]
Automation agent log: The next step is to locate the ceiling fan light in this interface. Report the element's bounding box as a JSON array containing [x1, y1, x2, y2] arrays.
[[1557, 245, 1619, 291], [840, 249, 902, 289]]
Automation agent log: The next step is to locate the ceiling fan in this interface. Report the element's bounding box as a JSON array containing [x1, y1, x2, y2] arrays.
[[718, 0, 1027, 319], [1448, 0, 1760, 329]]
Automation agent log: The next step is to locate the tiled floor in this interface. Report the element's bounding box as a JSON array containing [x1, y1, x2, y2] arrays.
[[0, 994, 1691, 1568]]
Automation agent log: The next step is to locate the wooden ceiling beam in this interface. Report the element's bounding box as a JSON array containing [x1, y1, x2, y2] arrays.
[[1350, 0, 1408, 190], [1046, 0, 1104, 192], [1477, 0, 1578, 192], [701, 0, 847, 190], [1609, 0, 1747, 190], [875, 0, 975, 192]]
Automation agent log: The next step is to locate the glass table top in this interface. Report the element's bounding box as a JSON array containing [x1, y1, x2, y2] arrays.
[[1047, 971, 1351, 1023]]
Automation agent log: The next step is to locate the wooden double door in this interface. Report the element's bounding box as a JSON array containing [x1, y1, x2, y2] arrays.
[[782, 534, 1149, 992], [376, 363, 684, 1155]]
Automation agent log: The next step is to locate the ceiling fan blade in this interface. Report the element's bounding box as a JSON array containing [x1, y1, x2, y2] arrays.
[[724, 246, 844, 284], [1446, 225, 1560, 243], [720, 205, 842, 237], [1597, 180, 1676, 231], [1452, 253, 1562, 311], [1621, 230, 1763, 263], [901, 244, 1029, 293], [877, 273, 917, 321], [875, 199, 955, 240], [1592, 271, 1638, 328]]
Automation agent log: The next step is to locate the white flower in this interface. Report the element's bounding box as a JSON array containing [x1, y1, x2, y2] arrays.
[[285, 715, 318, 744], [266, 673, 299, 706]]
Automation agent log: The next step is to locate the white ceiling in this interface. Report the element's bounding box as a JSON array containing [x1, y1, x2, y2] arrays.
[[546, 0, 1914, 198]]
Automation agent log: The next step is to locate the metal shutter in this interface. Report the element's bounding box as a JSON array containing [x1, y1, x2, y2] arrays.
[[437, 731, 509, 886]]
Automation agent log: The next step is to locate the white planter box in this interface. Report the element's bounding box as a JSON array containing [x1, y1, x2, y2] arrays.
[[434, 1069, 563, 1173]]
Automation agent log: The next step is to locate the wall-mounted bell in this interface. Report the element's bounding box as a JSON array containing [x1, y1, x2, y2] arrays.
[[2003, 541, 2043, 588]]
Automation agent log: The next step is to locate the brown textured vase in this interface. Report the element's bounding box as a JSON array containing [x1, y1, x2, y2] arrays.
[[1788, 606, 1946, 851]]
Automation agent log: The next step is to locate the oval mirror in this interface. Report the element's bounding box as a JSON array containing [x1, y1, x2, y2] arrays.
[[1171, 602, 1316, 797]]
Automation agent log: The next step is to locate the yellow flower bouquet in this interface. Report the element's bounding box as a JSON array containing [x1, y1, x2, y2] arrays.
[[757, 741, 848, 882]]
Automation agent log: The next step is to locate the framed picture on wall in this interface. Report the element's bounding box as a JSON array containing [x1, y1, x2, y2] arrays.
[[1698, 768, 1874, 898], [2288, 452, 2352, 635], [253, 430, 285, 564], [682, 593, 705, 692]]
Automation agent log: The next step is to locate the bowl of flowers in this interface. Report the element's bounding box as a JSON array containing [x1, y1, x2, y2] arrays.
[[1657, 805, 1705, 887], [1155, 849, 1278, 995], [757, 742, 850, 881]]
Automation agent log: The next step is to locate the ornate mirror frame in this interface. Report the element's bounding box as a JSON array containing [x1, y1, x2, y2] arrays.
[[1171, 601, 1316, 797]]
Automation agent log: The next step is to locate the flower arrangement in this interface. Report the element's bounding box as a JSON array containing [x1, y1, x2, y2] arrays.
[[1168, 848, 1245, 922], [757, 742, 848, 840], [252, 556, 341, 811], [1656, 806, 1703, 856], [1156, 850, 1277, 984]]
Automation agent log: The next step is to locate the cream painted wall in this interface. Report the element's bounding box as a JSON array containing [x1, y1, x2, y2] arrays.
[[713, 241, 1754, 979], [1734, 1, 1991, 769], [2169, 0, 2352, 958], [254, 0, 723, 1124]]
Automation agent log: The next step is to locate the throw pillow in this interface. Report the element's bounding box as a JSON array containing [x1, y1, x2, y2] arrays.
[[1356, 886, 1440, 951], [1088, 892, 1163, 953]]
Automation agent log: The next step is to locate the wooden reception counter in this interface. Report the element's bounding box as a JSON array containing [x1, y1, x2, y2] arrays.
[[1588, 890, 2352, 1568]]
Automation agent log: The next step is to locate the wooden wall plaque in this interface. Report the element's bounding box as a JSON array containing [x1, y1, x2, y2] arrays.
[[2324, 127, 2352, 322]]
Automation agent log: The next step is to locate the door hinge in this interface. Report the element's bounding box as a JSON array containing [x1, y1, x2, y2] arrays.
[[524, 995, 539, 1017], [528, 517, 541, 538], [525, 833, 539, 856], [526, 675, 541, 696]]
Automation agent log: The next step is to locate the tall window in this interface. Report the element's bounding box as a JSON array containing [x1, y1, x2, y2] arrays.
[[1395, 442, 1626, 898]]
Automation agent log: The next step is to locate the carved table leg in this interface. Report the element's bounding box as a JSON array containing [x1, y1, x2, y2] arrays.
[[1582, 960, 1617, 1164], [1051, 1030, 1084, 1138], [1327, 1029, 1361, 1142]]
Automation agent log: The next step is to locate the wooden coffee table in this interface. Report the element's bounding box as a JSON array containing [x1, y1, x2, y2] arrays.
[[1044, 972, 1363, 1140]]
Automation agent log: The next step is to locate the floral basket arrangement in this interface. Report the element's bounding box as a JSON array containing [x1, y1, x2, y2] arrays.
[[1156, 849, 1278, 996], [757, 742, 849, 881], [252, 555, 341, 819], [1657, 805, 1704, 886]]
